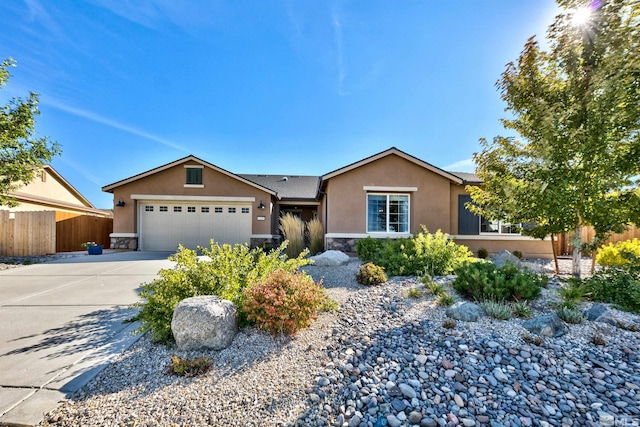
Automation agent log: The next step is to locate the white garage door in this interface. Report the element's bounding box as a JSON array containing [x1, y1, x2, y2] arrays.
[[139, 202, 252, 251]]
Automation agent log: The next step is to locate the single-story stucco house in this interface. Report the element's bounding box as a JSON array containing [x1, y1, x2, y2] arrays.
[[102, 147, 552, 258]]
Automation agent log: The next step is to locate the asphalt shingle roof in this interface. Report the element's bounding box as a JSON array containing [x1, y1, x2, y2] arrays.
[[239, 174, 320, 200]]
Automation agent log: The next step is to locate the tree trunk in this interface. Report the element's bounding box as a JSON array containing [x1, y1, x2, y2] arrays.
[[572, 225, 582, 278], [591, 250, 597, 274], [551, 234, 559, 274]]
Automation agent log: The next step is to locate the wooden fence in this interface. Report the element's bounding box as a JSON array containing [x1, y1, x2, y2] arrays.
[[556, 224, 640, 256], [0, 210, 56, 256], [0, 210, 113, 256], [55, 212, 112, 252]]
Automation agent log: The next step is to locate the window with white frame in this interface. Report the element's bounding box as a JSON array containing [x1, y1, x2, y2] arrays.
[[367, 194, 409, 233], [480, 217, 521, 234]]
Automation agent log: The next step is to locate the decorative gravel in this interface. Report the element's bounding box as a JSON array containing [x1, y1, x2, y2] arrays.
[[41, 258, 640, 427]]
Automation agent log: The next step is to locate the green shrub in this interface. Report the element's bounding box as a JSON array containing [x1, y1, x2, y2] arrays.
[[596, 239, 640, 266], [481, 301, 513, 320], [580, 264, 640, 313], [453, 262, 546, 303], [243, 269, 332, 336], [280, 213, 305, 258], [307, 218, 324, 255], [512, 250, 523, 260], [355, 237, 385, 263], [556, 307, 585, 324], [356, 262, 387, 286], [134, 241, 311, 344], [477, 247, 489, 259], [354, 227, 474, 277]]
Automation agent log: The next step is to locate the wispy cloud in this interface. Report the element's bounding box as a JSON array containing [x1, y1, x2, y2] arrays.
[[42, 97, 190, 153], [444, 158, 476, 172], [88, 0, 221, 32], [57, 156, 104, 188], [23, 0, 67, 40], [332, 10, 348, 96]]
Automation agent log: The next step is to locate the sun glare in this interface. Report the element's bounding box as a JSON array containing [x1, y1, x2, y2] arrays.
[[571, 6, 593, 27]]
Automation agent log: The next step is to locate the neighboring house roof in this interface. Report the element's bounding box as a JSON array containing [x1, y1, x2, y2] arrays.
[[239, 174, 320, 200], [8, 165, 110, 216], [449, 171, 481, 185], [102, 155, 278, 197], [321, 147, 464, 184]]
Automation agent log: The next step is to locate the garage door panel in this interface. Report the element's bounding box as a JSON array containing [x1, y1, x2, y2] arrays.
[[140, 202, 252, 251]]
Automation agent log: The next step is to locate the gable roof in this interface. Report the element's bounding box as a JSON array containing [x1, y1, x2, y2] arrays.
[[239, 174, 320, 200], [321, 147, 464, 184], [102, 155, 278, 197], [8, 165, 111, 215]]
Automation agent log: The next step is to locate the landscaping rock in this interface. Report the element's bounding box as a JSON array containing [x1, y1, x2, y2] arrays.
[[491, 250, 522, 269], [584, 302, 608, 321], [171, 296, 238, 351], [310, 250, 350, 266], [522, 313, 568, 337], [445, 301, 484, 322]]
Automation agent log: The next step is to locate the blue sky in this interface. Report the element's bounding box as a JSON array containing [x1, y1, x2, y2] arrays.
[[1, 0, 560, 209]]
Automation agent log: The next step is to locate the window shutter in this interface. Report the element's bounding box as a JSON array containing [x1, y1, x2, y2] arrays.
[[458, 194, 479, 235]]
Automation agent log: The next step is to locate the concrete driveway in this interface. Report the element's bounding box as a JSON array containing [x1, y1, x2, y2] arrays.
[[0, 251, 174, 426]]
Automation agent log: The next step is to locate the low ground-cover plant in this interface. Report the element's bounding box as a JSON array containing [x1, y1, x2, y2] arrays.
[[243, 269, 335, 336], [355, 227, 474, 277], [556, 307, 585, 324], [481, 301, 513, 320], [596, 239, 640, 267], [453, 262, 547, 303], [477, 247, 489, 259], [436, 292, 455, 306], [166, 355, 212, 377], [134, 241, 312, 343], [356, 262, 387, 285]]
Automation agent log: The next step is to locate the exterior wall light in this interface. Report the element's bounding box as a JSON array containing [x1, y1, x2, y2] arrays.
[[116, 198, 126, 207]]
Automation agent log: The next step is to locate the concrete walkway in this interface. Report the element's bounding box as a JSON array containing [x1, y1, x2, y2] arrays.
[[0, 251, 174, 426]]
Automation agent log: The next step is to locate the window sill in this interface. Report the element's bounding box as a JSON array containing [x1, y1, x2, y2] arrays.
[[184, 184, 204, 188]]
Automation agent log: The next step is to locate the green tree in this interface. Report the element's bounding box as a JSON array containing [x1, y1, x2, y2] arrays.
[[1, 58, 61, 207], [468, 0, 640, 277]]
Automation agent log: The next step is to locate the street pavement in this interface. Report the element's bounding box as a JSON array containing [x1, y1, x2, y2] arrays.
[[0, 251, 173, 426]]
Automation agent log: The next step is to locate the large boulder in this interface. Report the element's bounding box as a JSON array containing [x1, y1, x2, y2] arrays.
[[445, 301, 484, 322], [584, 302, 608, 321], [171, 296, 238, 351], [491, 250, 522, 269], [522, 313, 568, 337], [310, 250, 350, 266]]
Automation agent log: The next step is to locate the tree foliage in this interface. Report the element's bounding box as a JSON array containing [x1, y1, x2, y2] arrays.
[[0, 58, 61, 207], [468, 0, 640, 277]]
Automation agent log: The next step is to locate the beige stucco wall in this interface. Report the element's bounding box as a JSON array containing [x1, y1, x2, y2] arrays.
[[325, 154, 452, 234], [450, 183, 553, 258], [110, 162, 274, 235], [11, 168, 89, 209]]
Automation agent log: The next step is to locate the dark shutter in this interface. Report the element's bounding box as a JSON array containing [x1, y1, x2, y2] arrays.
[[186, 168, 202, 185], [458, 194, 479, 235]]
